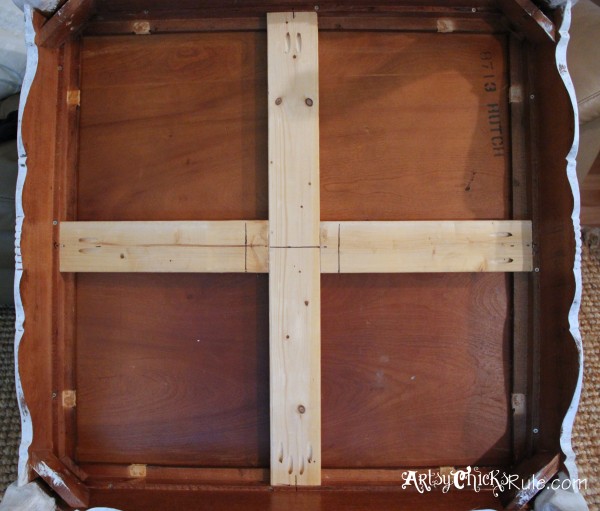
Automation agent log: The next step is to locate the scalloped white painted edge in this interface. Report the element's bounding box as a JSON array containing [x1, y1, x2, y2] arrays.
[[556, 0, 586, 490], [14, 3, 37, 489]]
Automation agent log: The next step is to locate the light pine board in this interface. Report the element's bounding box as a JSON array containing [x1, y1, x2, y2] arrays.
[[267, 11, 321, 486], [267, 11, 320, 248], [59, 221, 268, 273], [268, 247, 321, 486], [60, 220, 533, 274], [320, 220, 533, 273]]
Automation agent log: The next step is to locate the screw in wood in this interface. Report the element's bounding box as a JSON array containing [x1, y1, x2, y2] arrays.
[[305, 98, 313, 107], [275, 97, 283, 105], [297, 405, 306, 414]]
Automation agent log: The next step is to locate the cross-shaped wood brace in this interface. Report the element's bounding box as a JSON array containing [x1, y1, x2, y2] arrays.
[[59, 12, 533, 488]]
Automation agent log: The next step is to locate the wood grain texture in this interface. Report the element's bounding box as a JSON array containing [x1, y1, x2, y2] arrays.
[[52, 38, 80, 466], [31, 450, 89, 508], [60, 220, 531, 274], [83, 14, 505, 36], [18, 14, 61, 472], [498, 0, 555, 43], [319, 32, 510, 221], [75, 273, 270, 467], [36, 0, 97, 48], [78, 32, 268, 221], [532, 40, 579, 455], [268, 12, 320, 248], [93, 0, 501, 14], [321, 273, 511, 467], [509, 35, 531, 463], [87, 487, 503, 511], [269, 248, 321, 485], [60, 221, 268, 272], [320, 220, 533, 273], [503, 453, 560, 509], [268, 12, 321, 486]]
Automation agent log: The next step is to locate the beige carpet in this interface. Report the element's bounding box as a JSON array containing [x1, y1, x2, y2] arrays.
[[0, 305, 18, 500], [574, 239, 600, 510], [0, 249, 598, 506]]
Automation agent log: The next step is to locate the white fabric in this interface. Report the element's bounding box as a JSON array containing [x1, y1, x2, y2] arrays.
[[534, 487, 589, 511], [0, 482, 55, 511], [11, 0, 60, 14], [0, 1, 25, 100], [534, 473, 589, 511]]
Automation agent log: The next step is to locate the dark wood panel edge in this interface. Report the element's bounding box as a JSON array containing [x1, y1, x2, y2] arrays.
[[502, 453, 560, 510], [31, 450, 90, 508], [498, 0, 556, 42], [532, 1, 582, 480], [36, 0, 97, 48], [83, 12, 506, 36]]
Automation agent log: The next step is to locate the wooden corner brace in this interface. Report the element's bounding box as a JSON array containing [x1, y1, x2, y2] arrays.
[[30, 451, 89, 508], [36, 0, 96, 49]]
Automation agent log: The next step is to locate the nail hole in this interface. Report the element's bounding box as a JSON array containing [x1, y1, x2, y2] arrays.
[[120, 253, 125, 259], [304, 300, 309, 306]]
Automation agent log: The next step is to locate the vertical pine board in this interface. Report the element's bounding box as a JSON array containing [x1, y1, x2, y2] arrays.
[[267, 11, 321, 486], [269, 247, 321, 485], [268, 12, 320, 248]]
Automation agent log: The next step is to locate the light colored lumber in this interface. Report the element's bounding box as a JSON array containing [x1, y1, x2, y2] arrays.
[[268, 11, 320, 248], [320, 220, 533, 273], [267, 11, 321, 486], [269, 247, 321, 486], [60, 220, 533, 274], [59, 221, 268, 273]]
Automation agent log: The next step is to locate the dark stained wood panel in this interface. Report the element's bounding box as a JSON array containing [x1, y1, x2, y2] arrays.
[[322, 273, 512, 467], [533, 40, 579, 454], [319, 32, 510, 220], [76, 273, 270, 466], [78, 33, 268, 221], [88, 488, 503, 511], [94, 0, 501, 14]]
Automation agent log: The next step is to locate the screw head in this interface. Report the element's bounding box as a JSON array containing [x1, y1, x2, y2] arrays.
[[275, 97, 282, 105], [305, 98, 314, 107], [298, 405, 306, 414]]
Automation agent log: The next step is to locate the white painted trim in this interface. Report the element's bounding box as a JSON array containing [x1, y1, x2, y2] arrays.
[[14, 4, 37, 488], [12, 0, 61, 14], [555, 0, 585, 490]]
